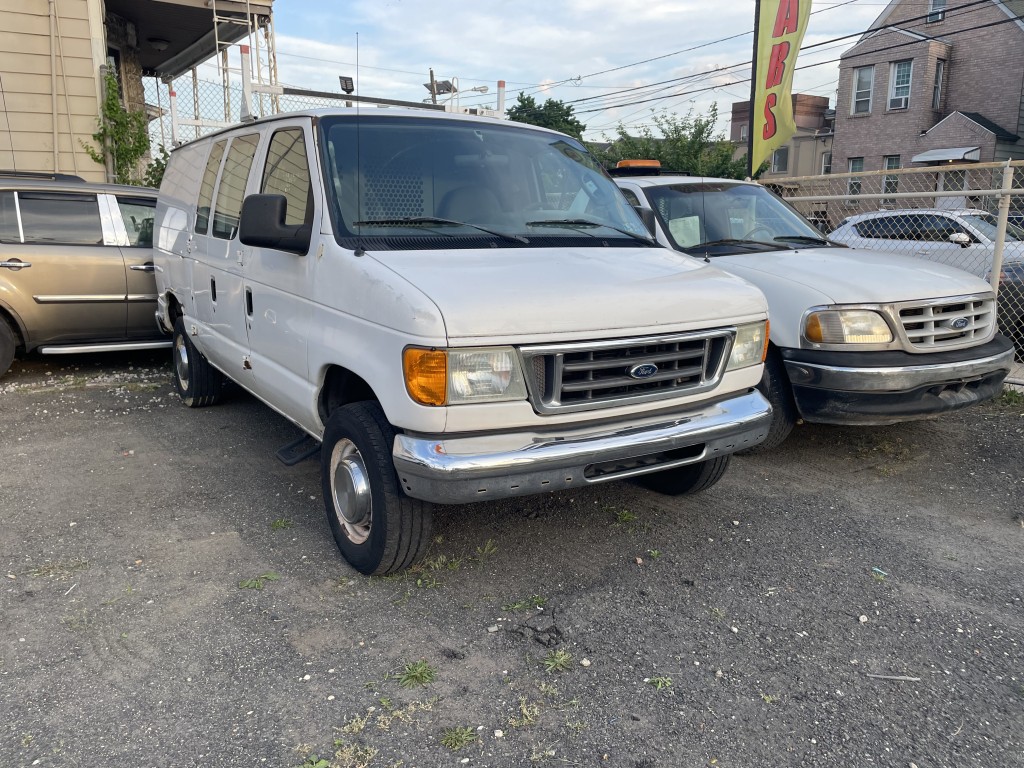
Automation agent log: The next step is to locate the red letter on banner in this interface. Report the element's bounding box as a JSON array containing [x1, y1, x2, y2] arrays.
[[763, 93, 778, 140], [773, 0, 800, 36], [764, 41, 791, 89]]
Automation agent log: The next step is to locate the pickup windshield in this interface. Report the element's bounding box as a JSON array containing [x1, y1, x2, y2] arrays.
[[319, 115, 652, 248], [640, 181, 834, 256]]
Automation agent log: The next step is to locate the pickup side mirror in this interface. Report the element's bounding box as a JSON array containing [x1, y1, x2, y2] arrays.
[[948, 231, 972, 248], [239, 194, 312, 255], [633, 206, 657, 237]]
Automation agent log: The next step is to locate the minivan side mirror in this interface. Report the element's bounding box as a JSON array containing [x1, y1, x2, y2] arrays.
[[239, 194, 311, 254], [948, 231, 972, 248], [633, 206, 657, 237]]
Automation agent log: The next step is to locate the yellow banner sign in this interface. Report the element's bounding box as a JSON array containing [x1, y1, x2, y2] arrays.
[[752, 0, 812, 174]]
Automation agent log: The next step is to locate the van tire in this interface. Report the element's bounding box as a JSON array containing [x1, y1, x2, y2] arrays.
[[321, 401, 432, 575], [0, 319, 16, 377], [739, 348, 796, 454], [634, 455, 731, 496], [172, 317, 224, 407]]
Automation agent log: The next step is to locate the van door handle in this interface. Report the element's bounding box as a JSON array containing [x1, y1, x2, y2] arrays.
[[130, 263, 156, 272], [0, 260, 31, 270], [245, 288, 253, 316]]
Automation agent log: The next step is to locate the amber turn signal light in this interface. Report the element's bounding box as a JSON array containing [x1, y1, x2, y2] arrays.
[[403, 348, 446, 406]]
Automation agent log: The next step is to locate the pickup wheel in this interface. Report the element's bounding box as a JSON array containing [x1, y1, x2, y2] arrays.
[[634, 455, 731, 496], [740, 348, 797, 454], [172, 317, 224, 407], [0, 318, 16, 377], [321, 401, 432, 576]]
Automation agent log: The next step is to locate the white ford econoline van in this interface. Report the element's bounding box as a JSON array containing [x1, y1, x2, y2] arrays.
[[153, 109, 771, 574]]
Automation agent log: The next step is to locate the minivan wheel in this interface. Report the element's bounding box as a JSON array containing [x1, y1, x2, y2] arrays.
[[172, 317, 224, 407], [321, 401, 432, 575], [0, 319, 17, 377], [634, 455, 731, 496], [739, 348, 797, 454]]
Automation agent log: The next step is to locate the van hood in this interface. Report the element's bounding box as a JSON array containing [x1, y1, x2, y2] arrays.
[[713, 246, 993, 305], [368, 246, 766, 342]]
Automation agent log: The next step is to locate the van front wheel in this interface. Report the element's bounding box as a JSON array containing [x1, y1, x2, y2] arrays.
[[172, 317, 224, 407], [634, 455, 731, 496], [321, 402, 432, 575]]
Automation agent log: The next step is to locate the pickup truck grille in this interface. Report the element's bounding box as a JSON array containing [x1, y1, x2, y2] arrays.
[[896, 295, 996, 350], [519, 330, 733, 414]]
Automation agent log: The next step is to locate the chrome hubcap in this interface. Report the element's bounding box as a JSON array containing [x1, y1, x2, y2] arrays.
[[330, 438, 372, 544], [174, 335, 190, 390]]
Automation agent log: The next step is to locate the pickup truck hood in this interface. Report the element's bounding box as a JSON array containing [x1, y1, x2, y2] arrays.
[[369, 246, 766, 341], [713, 246, 993, 305]]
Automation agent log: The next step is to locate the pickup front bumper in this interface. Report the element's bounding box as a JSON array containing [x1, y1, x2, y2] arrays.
[[781, 335, 1014, 425], [392, 390, 771, 504]]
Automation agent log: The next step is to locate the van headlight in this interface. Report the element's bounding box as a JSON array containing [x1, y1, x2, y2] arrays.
[[804, 310, 893, 344], [726, 321, 769, 371], [403, 346, 528, 406]]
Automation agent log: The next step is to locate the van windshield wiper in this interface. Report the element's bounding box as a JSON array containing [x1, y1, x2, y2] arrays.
[[697, 238, 790, 251], [773, 234, 833, 246], [526, 218, 654, 244], [352, 216, 528, 244]]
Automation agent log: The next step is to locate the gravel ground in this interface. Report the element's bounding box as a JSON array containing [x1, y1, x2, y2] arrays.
[[1, 352, 1022, 768]]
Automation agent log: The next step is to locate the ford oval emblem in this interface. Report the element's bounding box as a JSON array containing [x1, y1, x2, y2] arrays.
[[950, 316, 969, 330], [629, 362, 659, 379]]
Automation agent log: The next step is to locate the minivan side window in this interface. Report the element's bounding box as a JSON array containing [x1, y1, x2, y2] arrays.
[[0, 191, 19, 242], [196, 140, 226, 234], [212, 134, 260, 240], [261, 128, 313, 226], [116, 197, 156, 247], [19, 192, 103, 245]]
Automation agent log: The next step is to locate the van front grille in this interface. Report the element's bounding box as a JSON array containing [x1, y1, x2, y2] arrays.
[[519, 330, 733, 414], [897, 295, 995, 350]]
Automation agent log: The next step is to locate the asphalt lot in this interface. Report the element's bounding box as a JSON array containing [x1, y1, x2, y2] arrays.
[[2, 351, 1023, 768]]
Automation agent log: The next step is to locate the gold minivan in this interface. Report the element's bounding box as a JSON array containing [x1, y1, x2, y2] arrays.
[[0, 173, 170, 377]]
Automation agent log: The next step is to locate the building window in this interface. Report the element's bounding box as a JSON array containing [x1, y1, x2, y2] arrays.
[[852, 66, 874, 114], [927, 0, 946, 23], [848, 157, 864, 197], [738, 123, 748, 142], [821, 151, 832, 175], [932, 59, 945, 110], [772, 146, 789, 174], [883, 155, 901, 204], [888, 60, 913, 110]]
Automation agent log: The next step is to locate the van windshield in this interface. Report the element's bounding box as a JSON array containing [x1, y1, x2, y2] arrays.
[[318, 115, 652, 248], [642, 181, 833, 255]]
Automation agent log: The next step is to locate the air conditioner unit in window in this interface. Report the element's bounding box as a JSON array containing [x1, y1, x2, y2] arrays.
[[889, 96, 909, 110]]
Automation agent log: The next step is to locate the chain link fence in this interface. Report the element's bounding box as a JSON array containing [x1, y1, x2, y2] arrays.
[[767, 161, 1024, 382]]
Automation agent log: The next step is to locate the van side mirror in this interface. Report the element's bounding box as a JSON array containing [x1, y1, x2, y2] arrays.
[[948, 231, 971, 248], [634, 206, 657, 237], [239, 194, 311, 254]]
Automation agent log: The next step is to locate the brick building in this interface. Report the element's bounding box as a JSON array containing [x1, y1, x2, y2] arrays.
[[831, 0, 1024, 183]]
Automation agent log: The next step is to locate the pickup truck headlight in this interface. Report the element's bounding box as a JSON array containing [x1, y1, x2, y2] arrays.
[[804, 310, 893, 344], [726, 321, 769, 371], [403, 346, 528, 406]]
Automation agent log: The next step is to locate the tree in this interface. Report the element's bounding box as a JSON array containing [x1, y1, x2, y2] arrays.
[[506, 93, 586, 140], [589, 104, 760, 180]]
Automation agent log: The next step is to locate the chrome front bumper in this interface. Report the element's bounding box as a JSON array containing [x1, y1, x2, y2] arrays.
[[391, 390, 771, 504]]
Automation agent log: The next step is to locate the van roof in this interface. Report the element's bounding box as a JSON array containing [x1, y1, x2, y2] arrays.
[[170, 107, 566, 151]]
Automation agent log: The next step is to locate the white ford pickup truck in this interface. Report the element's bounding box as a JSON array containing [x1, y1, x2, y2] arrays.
[[615, 168, 1013, 450], [153, 109, 771, 574]]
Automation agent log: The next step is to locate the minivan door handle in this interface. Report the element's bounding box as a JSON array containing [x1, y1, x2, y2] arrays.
[[129, 263, 156, 272], [0, 260, 32, 270]]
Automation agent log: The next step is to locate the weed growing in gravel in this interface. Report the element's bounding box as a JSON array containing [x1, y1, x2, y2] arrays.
[[564, 718, 588, 735], [60, 608, 94, 632], [238, 572, 280, 590], [270, 518, 293, 530], [423, 554, 463, 571], [761, 693, 780, 704], [27, 559, 89, 580], [542, 649, 573, 673], [646, 675, 673, 690], [614, 509, 638, 526], [474, 538, 499, 559], [710, 607, 726, 620], [341, 711, 370, 734], [538, 681, 559, 697], [647, 549, 662, 559], [440, 726, 477, 751], [529, 743, 558, 761], [504, 594, 549, 612], [1000, 387, 1024, 407], [374, 697, 438, 731], [296, 755, 329, 768], [330, 740, 378, 766], [509, 696, 541, 727], [396, 659, 437, 688]]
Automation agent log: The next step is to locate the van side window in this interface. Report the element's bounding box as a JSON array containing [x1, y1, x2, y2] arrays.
[[261, 128, 313, 226], [196, 140, 226, 234], [116, 197, 156, 247], [213, 134, 260, 240], [19, 192, 103, 245], [0, 191, 20, 242]]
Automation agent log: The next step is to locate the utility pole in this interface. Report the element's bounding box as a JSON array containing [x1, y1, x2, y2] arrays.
[[428, 68, 438, 105]]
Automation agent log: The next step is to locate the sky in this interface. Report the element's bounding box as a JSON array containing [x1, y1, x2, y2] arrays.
[[247, 0, 888, 141]]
